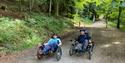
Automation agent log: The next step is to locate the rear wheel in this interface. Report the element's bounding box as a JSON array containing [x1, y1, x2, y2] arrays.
[[55, 46, 62, 61]]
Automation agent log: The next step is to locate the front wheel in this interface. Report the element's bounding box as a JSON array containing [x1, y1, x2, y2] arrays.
[[69, 46, 75, 56], [88, 51, 92, 60], [37, 53, 42, 60], [37, 48, 43, 60], [88, 45, 94, 60], [55, 46, 62, 61]]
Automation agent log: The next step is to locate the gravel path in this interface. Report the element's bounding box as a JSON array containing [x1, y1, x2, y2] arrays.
[[0, 21, 125, 63]]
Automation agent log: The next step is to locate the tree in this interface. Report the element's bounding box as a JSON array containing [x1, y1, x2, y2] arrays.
[[117, 0, 124, 29], [101, 0, 113, 28], [18, 0, 23, 11], [56, 0, 59, 16], [49, 0, 52, 15], [54, 0, 61, 16], [29, 0, 34, 12]]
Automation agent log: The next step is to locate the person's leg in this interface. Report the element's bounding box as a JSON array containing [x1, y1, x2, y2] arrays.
[[43, 45, 51, 55], [83, 40, 89, 50], [78, 43, 83, 52], [53, 44, 58, 52], [81, 43, 85, 52]]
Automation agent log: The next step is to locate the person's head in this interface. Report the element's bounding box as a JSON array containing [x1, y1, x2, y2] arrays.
[[51, 33, 58, 38], [80, 30, 85, 35], [84, 30, 88, 34]]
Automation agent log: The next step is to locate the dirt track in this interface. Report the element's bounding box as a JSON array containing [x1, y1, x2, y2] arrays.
[[0, 21, 125, 63]]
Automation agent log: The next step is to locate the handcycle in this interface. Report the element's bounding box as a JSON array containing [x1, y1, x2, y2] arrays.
[[37, 43, 62, 61], [69, 40, 94, 60]]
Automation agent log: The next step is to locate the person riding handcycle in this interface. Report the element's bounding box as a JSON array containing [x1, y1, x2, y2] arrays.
[[69, 28, 94, 60], [38, 34, 62, 55], [75, 29, 92, 52], [37, 33, 62, 61]]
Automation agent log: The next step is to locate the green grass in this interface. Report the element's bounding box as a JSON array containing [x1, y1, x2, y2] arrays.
[[120, 24, 125, 31], [81, 18, 93, 25], [0, 13, 73, 55], [108, 21, 117, 28], [108, 21, 125, 31], [72, 16, 93, 26], [0, 17, 41, 54]]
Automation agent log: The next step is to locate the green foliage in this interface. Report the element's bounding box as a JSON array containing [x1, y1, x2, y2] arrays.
[[0, 17, 41, 52], [108, 20, 125, 31], [0, 13, 73, 54], [25, 13, 73, 34], [81, 17, 93, 25]]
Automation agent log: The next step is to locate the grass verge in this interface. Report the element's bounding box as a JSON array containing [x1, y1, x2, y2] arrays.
[[0, 13, 73, 56]]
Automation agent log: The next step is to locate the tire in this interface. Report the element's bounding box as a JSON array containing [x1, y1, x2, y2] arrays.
[[69, 46, 74, 56], [88, 51, 92, 60], [37, 50, 42, 60], [37, 47, 43, 60], [55, 47, 62, 61], [88, 45, 93, 60], [37, 53, 42, 60], [88, 41, 94, 60]]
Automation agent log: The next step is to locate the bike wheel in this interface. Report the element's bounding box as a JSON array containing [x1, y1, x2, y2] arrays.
[[69, 46, 75, 56], [88, 46, 93, 60], [37, 48, 43, 60], [55, 47, 62, 61]]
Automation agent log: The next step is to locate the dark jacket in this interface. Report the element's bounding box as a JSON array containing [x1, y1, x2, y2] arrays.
[[77, 35, 86, 43], [85, 33, 91, 40], [77, 34, 91, 43]]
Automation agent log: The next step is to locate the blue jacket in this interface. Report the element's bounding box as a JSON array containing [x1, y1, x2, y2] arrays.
[[47, 38, 61, 47]]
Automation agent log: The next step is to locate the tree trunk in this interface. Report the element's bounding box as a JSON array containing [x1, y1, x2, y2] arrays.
[[49, 0, 52, 15], [106, 18, 108, 28], [29, 0, 34, 13], [73, 9, 79, 27], [117, 1, 122, 29], [79, 21, 81, 27], [93, 14, 95, 23], [19, 0, 22, 12], [75, 10, 80, 27], [105, 13, 109, 28], [56, 1, 59, 16], [29, 0, 31, 12]]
